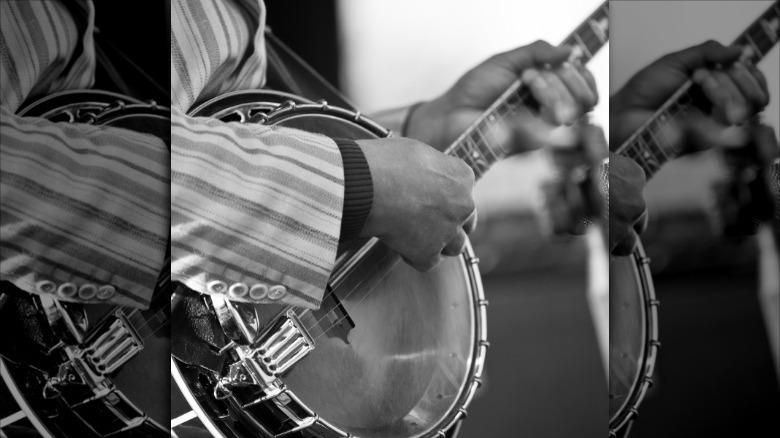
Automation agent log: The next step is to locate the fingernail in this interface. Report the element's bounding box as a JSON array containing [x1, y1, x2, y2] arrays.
[[558, 106, 575, 125]]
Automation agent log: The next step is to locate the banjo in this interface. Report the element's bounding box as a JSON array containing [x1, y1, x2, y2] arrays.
[[170, 3, 609, 438], [608, 2, 780, 436], [0, 90, 171, 438]]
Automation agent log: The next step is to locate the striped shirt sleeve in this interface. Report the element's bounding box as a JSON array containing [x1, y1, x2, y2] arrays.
[[171, 0, 348, 309], [1, 0, 169, 309], [1, 106, 170, 309], [171, 108, 344, 309]]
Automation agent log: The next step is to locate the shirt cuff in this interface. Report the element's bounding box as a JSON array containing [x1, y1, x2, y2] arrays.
[[333, 138, 373, 243]]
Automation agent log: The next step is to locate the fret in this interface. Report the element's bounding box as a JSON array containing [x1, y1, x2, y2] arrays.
[[761, 12, 780, 43], [456, 135, 486, 179], [572, 33, 593, 60], [736, 5, 779, 58], [628, 139, 656, 177], [471, 127, 492, 170], [740, 33, 764, 60], [588, 14, 609, 44], [483, 118, 505, 162]]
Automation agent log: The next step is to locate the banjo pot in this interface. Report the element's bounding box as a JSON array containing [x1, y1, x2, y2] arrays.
[[170, 90, 488, 438]]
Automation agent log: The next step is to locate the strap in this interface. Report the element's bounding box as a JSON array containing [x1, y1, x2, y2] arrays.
[[264, 30, 356, 110], [92, 26, 168, 100]]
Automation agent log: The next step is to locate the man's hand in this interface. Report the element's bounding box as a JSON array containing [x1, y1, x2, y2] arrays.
[[611, 40, 770, 151], [608, 40, 771, 255], [404, 40, 599, 153], [356, 138, 476, 271]]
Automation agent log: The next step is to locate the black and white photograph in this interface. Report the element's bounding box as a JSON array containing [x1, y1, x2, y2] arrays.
[[0, 1, 777, 438]]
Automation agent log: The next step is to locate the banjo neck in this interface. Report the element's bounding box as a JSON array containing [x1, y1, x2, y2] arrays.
[[614, 1, 780, 180], [445, 1, 609, 180]]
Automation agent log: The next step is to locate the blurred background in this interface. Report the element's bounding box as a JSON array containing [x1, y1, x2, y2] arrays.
[[268, 0, 609, 437], [610, 1, 779, 437]]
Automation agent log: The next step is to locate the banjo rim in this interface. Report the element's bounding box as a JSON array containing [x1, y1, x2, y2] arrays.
[[609, 240, 659, 435]]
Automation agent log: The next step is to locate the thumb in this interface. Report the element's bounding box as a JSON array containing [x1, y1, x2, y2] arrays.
[[491, 40, 572, 74], [662, 40, 742, 73]]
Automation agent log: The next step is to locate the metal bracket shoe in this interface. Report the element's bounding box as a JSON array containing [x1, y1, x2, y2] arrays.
[[83, 310, 144, 375], [39, 295, 88, 345], [215, 309, 315, 401], [42, 310, 143, 400]]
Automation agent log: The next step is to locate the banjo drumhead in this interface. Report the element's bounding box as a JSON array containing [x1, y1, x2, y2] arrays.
[[285, 254, 476, 438]]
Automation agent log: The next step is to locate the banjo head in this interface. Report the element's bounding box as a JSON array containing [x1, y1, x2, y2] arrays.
[[285, 252, 479, 437], [609, 241, 658, 433]]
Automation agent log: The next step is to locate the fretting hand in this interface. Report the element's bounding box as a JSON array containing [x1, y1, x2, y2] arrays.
[[609, 40, 771, 255], [611, 40, 769, 151], [404, 40, 599, 153]]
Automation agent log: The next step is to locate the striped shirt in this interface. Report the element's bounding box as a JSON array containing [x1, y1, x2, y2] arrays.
[[1, 0, 168, 308], [171, 0, 344, 309], [2, 0, 345, 310]]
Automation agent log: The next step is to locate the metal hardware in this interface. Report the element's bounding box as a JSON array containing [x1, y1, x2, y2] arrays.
[[216, 310, 315, 403], [41, 309, 143, 404], [83, 310, 144, 374], [39, 295, 88, 345], [211, 295, 261, 344], [250, 310, 314, 376]]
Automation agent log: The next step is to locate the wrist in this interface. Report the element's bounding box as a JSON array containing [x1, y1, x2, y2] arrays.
[[333, 138, 373, 242], [403, 98, 450, 151]]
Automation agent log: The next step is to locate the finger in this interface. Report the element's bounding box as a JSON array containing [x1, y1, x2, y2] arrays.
[[753, 125, 780, 165], [728, 62, 770, 111], [633, 209, 649, 234], [612, 229, 640, 256], [522, 68, 576, 125], [692, 68, 744, 124], [580, 124, 609, 163], [543, 69, 580, 125], [493, 40, 572, 75], [746, 64, 770, 99], [463, 209, 478, 234], [555, 62, 599, 114], [664, 40, 742, 73], [401, 254, 442, 272], [442, 228, 468, 256], [682, 115, 750, 152], [713, 70, 751, 124], [577, 64, 600, 106]]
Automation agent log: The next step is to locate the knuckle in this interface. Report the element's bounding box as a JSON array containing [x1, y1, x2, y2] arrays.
[[531, 39, 551, 49], [702, 39, 723, 50]]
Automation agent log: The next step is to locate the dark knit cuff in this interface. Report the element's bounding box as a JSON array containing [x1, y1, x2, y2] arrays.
[[333, 138, 373, 242]]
